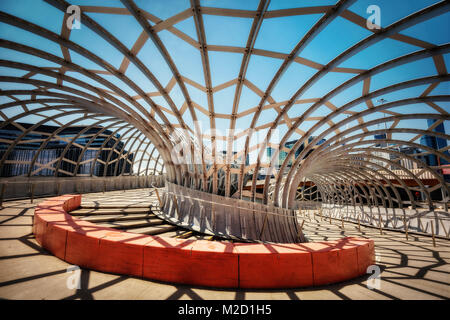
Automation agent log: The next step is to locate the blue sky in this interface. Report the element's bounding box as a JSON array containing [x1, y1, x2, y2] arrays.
[[0, 0, 448, 154]]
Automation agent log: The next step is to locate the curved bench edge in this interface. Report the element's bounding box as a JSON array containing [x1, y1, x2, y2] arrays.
[[33, 194, 375, 289]]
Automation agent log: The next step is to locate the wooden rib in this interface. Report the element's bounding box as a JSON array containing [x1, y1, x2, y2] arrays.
[[191, 0, 219, 191], [381, 110, 400, 116], [166, 26, 199, 48], [332, 67, 365, 74], [425, 101, 448, 114], [212, 78, 238, 93], [165, 76, 177, 93], [82, 5, 199, 49], [200, 7, 256, 18], [252, 48, 288, 60], [272, 103, 295, 132], [265, 6, 333, 18], [59, 13, 71, 86], [388, 33, 434, 49], [202, 134, 227, 140], [324, 101, 337, 111], [357, 117, 369, 132], [294, 98, 321, 104], [179, 101, 188, 115], [208, 47, 331, 74], [88, 69, 111, 75], [420, 82, 439, 97], [191, 101, 210, 116], [305, 116, 324, 121], [80, 6, 130, 15], [182, 76, 207, 92], [362, 78, 371, 95], [294, 56, 325, 69], [339, 9, 367, 27], [409, 118, 446, 142], [131, 92, 161, 100], [157, 104, 175, 115], [270, 1, 450, 206], [340, 9, 435, 49], [119, 30, 149, 73], [363, 78, 374, 108], [215, 113, 232, 119], [237, 106, 258, 118], [433, 55, 448, 75], [22, 71, 37, 79], [388, 120, 400, 139], [207, 45, 246, 54], [243, 78, 265, 97], [152, 8, 193, 33]]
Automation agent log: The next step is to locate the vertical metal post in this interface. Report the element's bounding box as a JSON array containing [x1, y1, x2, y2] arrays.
[[30, 183, 35, 204], [154, 188, 163, 208], [379, 213, 383, 235], [259, 210, 269, 239], [297, 220, 305, 241], [0, 183, 6, 208], [211, 201, 216, 231], [404, 214, 408, 241], [431, 221, 436, 247], [172, 194, 180, 218]]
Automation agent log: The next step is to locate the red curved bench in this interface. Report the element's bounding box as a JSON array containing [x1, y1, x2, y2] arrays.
[[33, 195, 375, 288]]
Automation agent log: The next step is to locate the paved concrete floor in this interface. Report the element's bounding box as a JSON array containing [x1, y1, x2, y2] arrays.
[[0, 189, 449, 300]]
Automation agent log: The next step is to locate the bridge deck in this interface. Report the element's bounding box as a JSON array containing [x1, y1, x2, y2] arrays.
[[0, 189, 449, 300]]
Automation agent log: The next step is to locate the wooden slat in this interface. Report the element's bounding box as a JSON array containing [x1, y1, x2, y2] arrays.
[[252, 48, 287, 60], [212, 78, 238, 93], [207, 45, 245, 54], [433, 55, 448, 75], [182, 76, 207, 92], [389, 33, 434, 49], [119, 30, 149, 73], [152, 8, 193, 32], [265, 6, 332, 18], [165, 76, 177, 93], [200, 7, 256, 18], [80, 6, 130, 15], [420, 83, 439, 97], [167, 27, 200, 48]]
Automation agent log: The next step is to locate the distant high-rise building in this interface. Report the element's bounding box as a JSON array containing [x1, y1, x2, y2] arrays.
[[221, 150, 249, 166], [390, 146, 426, 170], [420, 119, 449, 166], [420, 135, 438, 166], [0, 122, 133, 177], [374, 133, 387, 147], [372, 133, 389, 169], [266, 137, 326, 168]]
